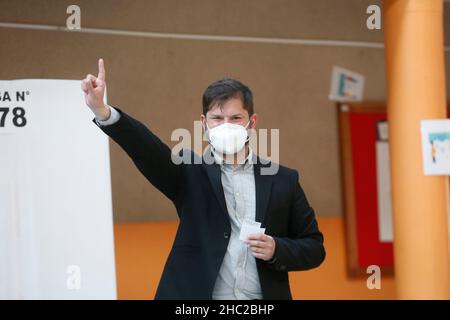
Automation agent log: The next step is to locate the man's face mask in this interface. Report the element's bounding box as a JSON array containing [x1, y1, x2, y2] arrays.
[[206, 121, 250, 155]]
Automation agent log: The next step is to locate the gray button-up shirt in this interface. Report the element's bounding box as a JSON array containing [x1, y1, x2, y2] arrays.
[[211, 148, 263, 300]]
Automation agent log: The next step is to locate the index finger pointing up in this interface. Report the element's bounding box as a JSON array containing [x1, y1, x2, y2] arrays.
[[98, 58, 106, 81]]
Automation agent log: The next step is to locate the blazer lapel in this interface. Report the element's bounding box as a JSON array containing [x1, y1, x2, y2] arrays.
[[202, 160, 230, 222], [254, 157, 273, 226]]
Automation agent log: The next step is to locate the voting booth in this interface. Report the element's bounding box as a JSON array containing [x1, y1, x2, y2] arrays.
[[0, 80, 116, 299]]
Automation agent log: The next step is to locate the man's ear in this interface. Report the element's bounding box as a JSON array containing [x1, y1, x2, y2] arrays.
[[249, 113, 258, 129], [200, 114, 207, 130]]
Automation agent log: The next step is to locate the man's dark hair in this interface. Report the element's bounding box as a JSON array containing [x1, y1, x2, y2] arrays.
[[202, 78, 254, 116]]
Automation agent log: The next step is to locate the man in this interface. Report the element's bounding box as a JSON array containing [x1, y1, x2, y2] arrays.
[[81, 59, 325, 300]]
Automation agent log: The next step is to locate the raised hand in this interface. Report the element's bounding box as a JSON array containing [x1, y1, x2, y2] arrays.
[[81, 58, 110, 120]]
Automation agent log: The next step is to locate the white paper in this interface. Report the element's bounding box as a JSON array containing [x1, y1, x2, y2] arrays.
[[329, 66, 365, 102], [376, 141, 393, 242], [421, 119, 450, 176], [377, 121, 389, 141], [239, 219, 265, 241]]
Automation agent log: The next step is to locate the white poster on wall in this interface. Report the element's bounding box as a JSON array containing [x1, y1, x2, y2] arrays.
[[376, 141, 393, 242], [421, 119, 450, 176], [0, 79, 116, 299], [329, 66, 365, 102], [375, 121, 393, 242]]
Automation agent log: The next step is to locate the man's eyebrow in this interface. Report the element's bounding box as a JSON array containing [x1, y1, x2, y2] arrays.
[[209, 112, 244, 117]]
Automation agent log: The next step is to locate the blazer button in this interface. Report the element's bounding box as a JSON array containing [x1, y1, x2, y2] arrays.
[[280, 265, 287, 271], [223, 232, 229, 239]]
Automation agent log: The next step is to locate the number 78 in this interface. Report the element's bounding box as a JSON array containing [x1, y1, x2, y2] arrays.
[[0, 107, 27, 127]]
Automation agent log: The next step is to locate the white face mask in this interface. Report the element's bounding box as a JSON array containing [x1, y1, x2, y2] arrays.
[[206, 121, 250, 155]]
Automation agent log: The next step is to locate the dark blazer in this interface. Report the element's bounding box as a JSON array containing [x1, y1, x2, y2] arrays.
[[94, 108, 325, 300]]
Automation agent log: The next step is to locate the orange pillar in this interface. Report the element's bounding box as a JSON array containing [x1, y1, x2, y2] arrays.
[[383, 0, 450, 299]]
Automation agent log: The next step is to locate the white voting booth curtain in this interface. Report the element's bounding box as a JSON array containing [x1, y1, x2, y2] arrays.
[[0, 80, 116, 299]]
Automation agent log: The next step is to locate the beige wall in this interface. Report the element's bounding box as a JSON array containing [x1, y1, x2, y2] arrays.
[[0, 0, 449, 222]]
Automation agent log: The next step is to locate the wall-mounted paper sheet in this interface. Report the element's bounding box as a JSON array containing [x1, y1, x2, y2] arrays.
[[421, 119, 450, 176]]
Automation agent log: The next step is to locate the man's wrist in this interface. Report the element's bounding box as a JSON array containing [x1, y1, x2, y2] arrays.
[[95, 105, 111, 121], [95, 105, 121, 126], [267, 236, 278, 264]]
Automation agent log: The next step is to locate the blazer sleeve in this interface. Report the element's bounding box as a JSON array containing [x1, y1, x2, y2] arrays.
[[268, 170, 326, 272], [92, 107, 183, 204]]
